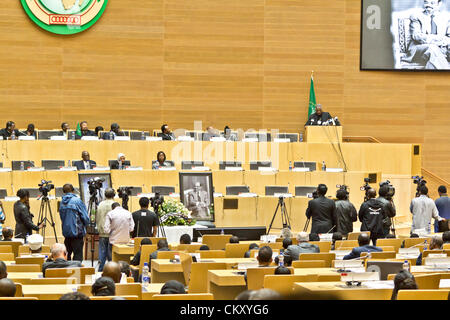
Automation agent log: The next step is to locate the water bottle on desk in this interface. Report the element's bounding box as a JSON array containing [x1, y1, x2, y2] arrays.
[[141, 132, 146, 140], [109, 132, 114, 140], [67, 160, 71, 168], [70, 131, 75, 140], [403, 260, 410, 272], [142, 262, 150, 288], [322, 161, 326, 171], [20, 161, 24, 171], [289, 161, 292, 171], [278, 254, 284, 267], [423, 240, 428, 251], [220, 229, 224, 235], [299, 132, 303, 142]]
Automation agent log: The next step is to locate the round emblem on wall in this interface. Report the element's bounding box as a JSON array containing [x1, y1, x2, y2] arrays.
[[21, 0, 108, 35]]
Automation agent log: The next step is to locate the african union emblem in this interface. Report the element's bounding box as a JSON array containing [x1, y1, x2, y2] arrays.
[[21, 0, 108, 35]]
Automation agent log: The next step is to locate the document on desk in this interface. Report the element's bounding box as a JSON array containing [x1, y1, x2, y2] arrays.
[[439, 279, 450, 289], [362, 281, 394, 289]]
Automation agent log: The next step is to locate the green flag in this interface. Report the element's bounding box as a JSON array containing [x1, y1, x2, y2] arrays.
[[308, 74, 316, 117], [76, 123, 82, 137]]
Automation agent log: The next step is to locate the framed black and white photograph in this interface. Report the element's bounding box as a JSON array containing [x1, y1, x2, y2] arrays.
[[361, 0, 450, 71], [78, 172, 113, 209], [179, 172, 215, 222]]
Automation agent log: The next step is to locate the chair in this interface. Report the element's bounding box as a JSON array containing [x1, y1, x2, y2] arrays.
[[369, 251, 396, 259], [152, 293, 214, 300], [0, 189, 7, 199], [181, 161, 204, 170], [378, 246, 395, 252], [15, 283, 23, 297], [0, 253, 14, 261], [259, 242, 283, 250], [274, 133, 298, 142], [187, 262, 227, 293], [219, 161, 242, 170], [225, 243, 252, 258], [37, 130, 61, 140], [138, 244, 158, 271], [179, 252, 193, 286], [422, 250, 445, 258], [403, 238, 428, 248], [263, 275, 311, 296], [157, 251, 183, 259], [443, 243, 450, 250], [176, 244, 202, 253], [134, 237, 165, 254], [7, 264, 41, 272], [292, 260, 326, 268], [265, 186, 288, 196], [249, 161, 272, 170], [202, 235, 232, 250], [0, 241, 22, 258], [195, 250, 226, 259], [247, 267, 293, 291], [18, 245, 51, 255], [414, 274, 442, 290], [225, 186, 250, 196], [90, 295, 139, 300], [347, 232, 370, 240], [151, 186, 176, 196], [376, 238, 403, 252], [334, 240, 358, 249], [130, 131, 149, 140], [309, 241, 331, 253], [116, 283, 143, 300], [41, 160, 65, 170], [0, 246, 12, 254], [28, 278, 77, 285], [397, 290, 450, 300], [45, 267, 95, 284], [15, 256, 45, 267], [298, 253, 336, 267], [317, 274, 342, 282]]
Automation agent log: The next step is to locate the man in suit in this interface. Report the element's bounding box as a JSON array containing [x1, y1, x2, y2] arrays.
[[343, 233, 382, 260], [0, 121, 25, 140], [160, 124, 175, 141], [404, 0, 450, 69], [59, 122, 70, 139], [75, 121, 96, 140], [283, 232, 320, 261], [187, 182, 210, 218], [305, 104, 340, 126], [102, 123, 125, 140], [73, 151, 97, 170], [305, 184, 337, 234]]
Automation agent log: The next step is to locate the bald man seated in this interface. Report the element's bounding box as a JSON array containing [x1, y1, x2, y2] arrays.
[[42, 243, 83, 276], [102, 261, 122, 284], [0, 261, 7, 280], [0, 278, 16, 297], [343, 233, 382, 260], [305, 104, 340, 126]]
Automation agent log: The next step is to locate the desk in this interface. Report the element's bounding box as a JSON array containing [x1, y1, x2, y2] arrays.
[[22, 284, 78, 299], [141, 283, 166, 300], [7, 272, 42, 280], [411, 266, 450, 274], [293, 281, 394, 300], [112, 244, 135, 262]]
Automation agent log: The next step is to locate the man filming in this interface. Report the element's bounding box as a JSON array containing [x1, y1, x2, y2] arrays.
[[410, 185, 444, 234], [358, 188, 385, 246], [305, 184, 337, 234], [377, 184, 397, 237], [334, 188, 357, 238]]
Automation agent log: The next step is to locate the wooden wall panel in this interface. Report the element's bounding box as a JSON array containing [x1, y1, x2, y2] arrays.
[[0, 0, 448, 181]]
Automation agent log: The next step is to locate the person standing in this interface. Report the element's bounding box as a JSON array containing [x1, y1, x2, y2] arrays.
[[104, 203, 135, 258], [59, 184, 90, 262], [0, 201, 5, 240], [435, 185, 450, 232], [14, 189, 44, 241], [305, 184, 337, 234], [334, 189, 357, 237], [410, 185, 443, 234], [132, 197, 159, 238], [358, 189, 385, 246], [377, 185, 397, 237], [96, 188, 116, 272]]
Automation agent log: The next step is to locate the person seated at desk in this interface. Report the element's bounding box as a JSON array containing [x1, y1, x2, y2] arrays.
[[152, 151, 173, 170], [222, 126, 237, 141], [102, 123, 125, 140], [42, 243, 82, 276], [160, 280, 185, 294], [304, 104, 340, 126], [102, 261, 122, 284], [0, 121, 25, 140], [257, 246, 273, 267], [22, 123, 37, 138], [75, 121, 96, 140], [130, 238, 152, 267], [2, 228, 13, 241], [27, 233, 43, 254], [59, 122, 70, 138], [343, 233, 382, 260], [92, 277, 116, 296], [73, 151, 97, 170], [180, 234, 191, 245], [149, 239, 171, 262], [284, 232, 320, 261], [443, 231, 450, 244], [110, 153, 129, 170], [202, 126, 220, 141], [0, 261, 7, 280], [0, 278, 16, 297], [416, 235, 443, 266], [95, 126, 104, 138], [229, 236, 239, 244], [244, 243, 259, 258], [391, 270, 417, 300], [161, 124, 175, 141]]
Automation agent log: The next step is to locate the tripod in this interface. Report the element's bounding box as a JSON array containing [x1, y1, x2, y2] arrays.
[[267, 197, 291, 235], [303, 217, 310, 232], [87, 191, 100, 267], [37, 195, 58, 243]]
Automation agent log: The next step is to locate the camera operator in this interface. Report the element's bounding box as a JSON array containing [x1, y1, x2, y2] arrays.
[[132, 197, 159, 238], [59, 184, 90, 262], [410, 185, 444, 234], [334, 189, 357, 238], [435, 186, 450, 232], [14, 189, 44, 241], [96, 188, 116, 272], [358, 188, 386, 246], [305, 184, 337, 234], [377, 184, 397, 237]]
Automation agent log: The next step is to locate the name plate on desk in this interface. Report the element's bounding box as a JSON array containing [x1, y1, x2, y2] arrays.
[[225, 167, 243, 171], [191, 166, 210, 171], [50, 136, 66, 141], [158, 167, 176, 171], [27, 167, 45, 172], [258, 167, 277, 172], [242, 138, 258, 143], [292, 167, 310, 172], [59, 167, 77, 171], [334, 260, 364, 269], [210, 137, 226, 142], [260, 235, 278, 243], [177, 136, 194, 142], [273, 138, 290, 143], [81, 136, 99, 141], [341, 272, 380, 282], [4, 196, 20, 202], [238, 262, 258, 270], [398, 248, 420, 255], [425, 257, 450, 267], [92, 166, 110, 171], [115, 136, 130, 141], [146, 137, 163, 141], [325, 168, 344, 173], [18, 136, 35, 141], [0, 168, 12, 172], [238, 193, 258, 198], [273, 193, 292, 198], [319, 233, 333, 241], [125, 166, 143, 171]]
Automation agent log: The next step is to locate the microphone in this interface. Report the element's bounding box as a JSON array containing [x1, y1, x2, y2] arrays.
[[317, 120, 321, 125], [331, 117, 336, 126], [301, 157, 306, 169], [325, 225, 336, 234], [310, 119, 315, 125]]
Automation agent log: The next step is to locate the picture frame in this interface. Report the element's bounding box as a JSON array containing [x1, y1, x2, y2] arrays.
[[179, 172, 215, 222], [78, 172, 113, 210]]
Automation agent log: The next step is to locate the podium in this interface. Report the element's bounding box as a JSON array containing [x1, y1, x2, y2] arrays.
[[305, 126, 342, 143]]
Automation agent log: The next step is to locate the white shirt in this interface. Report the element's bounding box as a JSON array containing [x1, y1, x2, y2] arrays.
[[84, 161, 90, 170], [410, 195, 442, 232], [104, 207, 135, 245]]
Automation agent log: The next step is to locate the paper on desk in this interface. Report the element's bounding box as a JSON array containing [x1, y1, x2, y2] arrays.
[[439, 279, 450, 288], [362, 281, 394, 289]]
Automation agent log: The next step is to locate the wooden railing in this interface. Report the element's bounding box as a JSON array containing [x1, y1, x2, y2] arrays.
[[342, 136, 382, 143]]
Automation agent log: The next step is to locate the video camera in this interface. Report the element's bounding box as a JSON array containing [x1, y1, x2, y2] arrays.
[[38, 180, 54, 197], [379, 180, 395, 200], [412, 176, 427, 197], [118, 186, 133, 198], [150, 192, 164, 213], [87, 177, 104, 195], [360, 178, 371, 202], [336, 184, 349, 200]]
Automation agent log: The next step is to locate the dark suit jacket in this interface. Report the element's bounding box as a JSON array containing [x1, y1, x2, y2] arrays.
[[306, 196, 337, 234], [110, 160, 130, 170], [14, 201, 39, 239], [0, 128, 25, 140], [161, 133, 175, 141], [343, 245, 383, 260], [42, 258, 82, 276], [305, 112, 340, 126], [75, 130, 96, 140], [73, 160, 97, 170]]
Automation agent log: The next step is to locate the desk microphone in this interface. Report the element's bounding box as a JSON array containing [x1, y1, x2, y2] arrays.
[[310, 119, 315, 125], [301, 157, 306, 169], [325, 225, 336, 234]]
